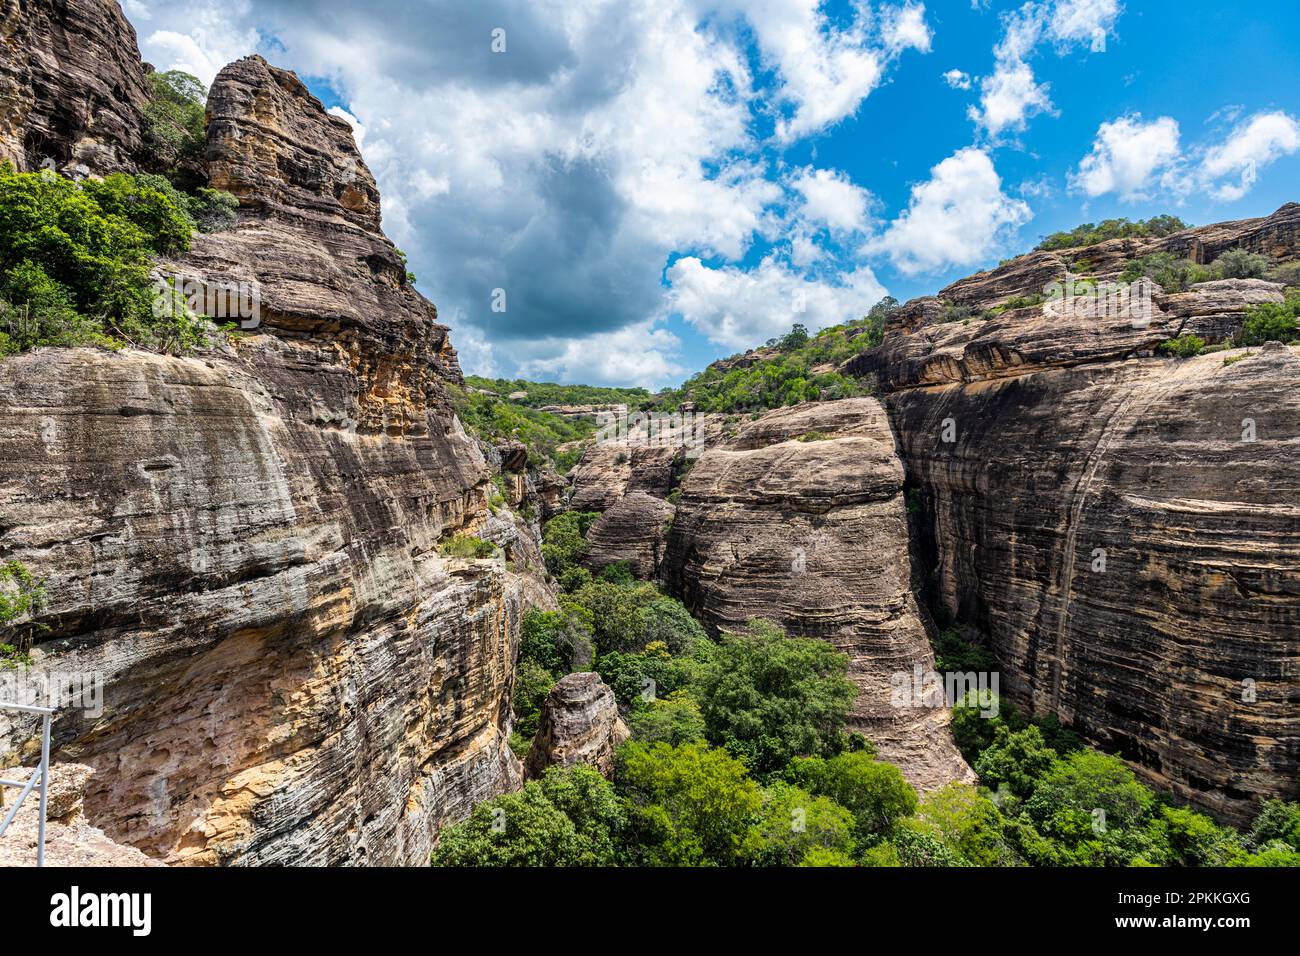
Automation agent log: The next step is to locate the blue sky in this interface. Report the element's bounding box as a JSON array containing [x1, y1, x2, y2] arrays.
[[124, 0, 1300, 388]]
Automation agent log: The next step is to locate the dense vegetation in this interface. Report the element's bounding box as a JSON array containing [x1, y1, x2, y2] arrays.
[[1035, 215, 1190, 252], [0, 72, 242, 358], [449, 383, 603, 474], [654, 298, 896, 414], [434, 510, 1300, 867], [464, 375, 650, 410], [0, 164, 216, 355]]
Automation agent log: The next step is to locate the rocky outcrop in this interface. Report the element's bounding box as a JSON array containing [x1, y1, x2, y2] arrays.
[[0, 45, 526, 863], [584, 491, 675, 580], [525, 673, 629, 779], [664, 399, 974, 793], [569, 444, 680, 512], [0, 0, 152, 175], [0, 764, 161, 867], [869, 207, 1300, 824]]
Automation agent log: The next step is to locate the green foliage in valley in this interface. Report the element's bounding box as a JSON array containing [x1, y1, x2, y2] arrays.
[[449, 383, 601, 474]]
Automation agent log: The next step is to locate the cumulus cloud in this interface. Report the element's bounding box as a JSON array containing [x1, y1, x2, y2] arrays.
[[1071, 113, 1181, 200], [716, 0, 932, 142], [1048, 0, 1121, 49], [1199, 110, 1300, 201], [869, 147, 1031, 275], [517, 321, 686, 388], [967, 0, 1121, 137], [943, 69, 972, 90], [788, 167, 875, 234], [666, 256, 887, 350], [1070, 108, 1300, 204]]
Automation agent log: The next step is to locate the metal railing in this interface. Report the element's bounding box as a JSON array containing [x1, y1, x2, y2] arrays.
[[0, 701, 54, 867]]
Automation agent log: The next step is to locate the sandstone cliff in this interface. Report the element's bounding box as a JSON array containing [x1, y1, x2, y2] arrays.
[[665, 398, 974, 792], [864, 206, 1300, 824], [0, 17, 529, 862]]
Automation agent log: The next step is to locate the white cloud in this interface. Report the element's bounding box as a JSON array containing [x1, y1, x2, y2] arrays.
[[968, 0, 1122, 137], [881, 3, 934, 55], [789, 166, 874, 234], [1048, 0, 1120, 49], [1071, 113, 1181, 200], [943, 69, 972, 90], [517, 321, 685, 388], [717, 0, 931, 142], [121, 0, 928, 384], [666, 256, 887, 350], [869, 146, 1031, 275], [1200, 110, 1300, 201]]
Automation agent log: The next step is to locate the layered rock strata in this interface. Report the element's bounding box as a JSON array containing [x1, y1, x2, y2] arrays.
[[866, 206, 1300, 823], [664, 399, 974, 792], [0, 31, 528, 862]]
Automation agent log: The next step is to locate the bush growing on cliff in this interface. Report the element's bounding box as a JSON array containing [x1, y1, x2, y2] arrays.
[[0, 560, 47, 664], [1211, 248, 1272, 279], [0, 164, 216, 355], [1036, 215, 1189, 251], [1238, 297, 1300, 345], [1157, 333, 1206, 357], [1119, 252, 1215, 293]]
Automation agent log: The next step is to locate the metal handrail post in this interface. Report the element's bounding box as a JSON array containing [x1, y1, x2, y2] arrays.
[[36, 711, 50, 867]]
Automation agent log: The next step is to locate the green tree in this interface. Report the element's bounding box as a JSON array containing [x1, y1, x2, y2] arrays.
[[691, 619, 857, 778], [1238, 298, 1299, 346], [626, 690, 708, 746], [743, 781, 857, 866], [432, 766, 624, 866], [973, 724, 1058, 800], [787, 751, 917, 840], [616, 741, 763, 866], [918, 783, 1019, 865]]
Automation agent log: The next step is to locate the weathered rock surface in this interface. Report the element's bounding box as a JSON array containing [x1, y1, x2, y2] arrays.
[[0, 764, 161, 867], [0, 42, 527, 863], [665, 399, 974, 792], [525, 672, 629, 778], [0, 0, 152, 175], [584, 491, 676, 580], [869, 208, 1300, 823]]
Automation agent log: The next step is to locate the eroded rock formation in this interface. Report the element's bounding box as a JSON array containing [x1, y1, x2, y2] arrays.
[[584, 491, 675, 580], [525, 672, 629, 779], [0, 0, 151, 175], [0, 764, 161, 867], [868, 206, 1300, 823], [664, 398, 974, 792], [0, 24, 528, 862]]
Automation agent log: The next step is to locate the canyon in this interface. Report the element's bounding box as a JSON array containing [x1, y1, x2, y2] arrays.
[[0, 0, 1296, 868]]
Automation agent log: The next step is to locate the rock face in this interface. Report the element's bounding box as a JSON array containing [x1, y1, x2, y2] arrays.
[[584, 491, 676, 580], [869, 207, 1300, 824], [0, 764, 161, 867], [0, 41, 527, 861], [665, 399, 974, 792], [525, 673, 629, 779], [0, 0, 152, 175]]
